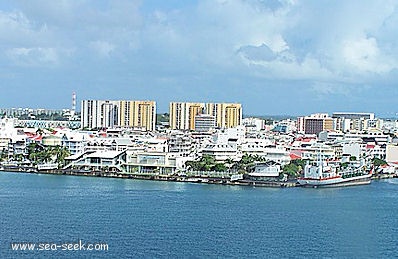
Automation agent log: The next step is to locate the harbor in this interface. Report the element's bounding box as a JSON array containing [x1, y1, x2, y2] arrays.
[[1, 163, 395, 189], [2, 170, 398, 259], [0, 166, 298, 188]]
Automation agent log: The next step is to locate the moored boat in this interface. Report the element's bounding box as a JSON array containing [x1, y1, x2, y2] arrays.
[[297, 155, 373, 188]]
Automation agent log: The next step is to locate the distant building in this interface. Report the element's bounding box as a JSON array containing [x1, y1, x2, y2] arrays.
[[242, 117, 265, 131], [169, 102, 205, 131], [332, 112, 375, 120], [118, 100, 156, 131], [81, 100, 156, 131], [194, 114, 216, 132], [297, 113, 333, 135], [332, 112, 377, 132], [169, 102, 242, 131], [206, 103, 242, 129]]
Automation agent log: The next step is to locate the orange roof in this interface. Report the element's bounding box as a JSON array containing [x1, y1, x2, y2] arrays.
[[289, 153, 301, 160]]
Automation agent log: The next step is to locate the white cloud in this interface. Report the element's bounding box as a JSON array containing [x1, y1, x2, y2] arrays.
[[89, 41, 115, 58], [2, 0, 398, 97], [310, 82, 351, 96], [342, 37, 396, 74], [6, 47, 60, 66]]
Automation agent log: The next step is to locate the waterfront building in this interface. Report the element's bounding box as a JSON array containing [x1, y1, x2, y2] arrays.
[[168, 131, 195, 156], [386, 144, 398, 163], [64, 150, 126, 172], [0, 118, 19, 151], [169, 102, 205, 131], [249, 161, 282, 180], [61, 132, 89, 155], [213, 126, 246, 146], [288, 143, 336, 160], [42, 135, 62, 146], [241, 141, 290, 165], [125, 151, 179, 174], [201, 144, 240, 162]]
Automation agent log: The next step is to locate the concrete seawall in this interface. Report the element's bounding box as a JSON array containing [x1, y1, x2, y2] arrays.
[[0, 166, 297, 188]]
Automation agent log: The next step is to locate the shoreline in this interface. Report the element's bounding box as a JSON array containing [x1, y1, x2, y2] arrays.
[[1, 166, 395, 188], [0, 166, 296, 188]]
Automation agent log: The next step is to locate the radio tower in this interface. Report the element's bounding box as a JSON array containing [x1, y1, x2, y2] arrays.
[[71, 91, 76, 117]]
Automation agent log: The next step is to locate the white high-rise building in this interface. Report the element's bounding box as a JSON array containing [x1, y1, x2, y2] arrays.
[[81, 100, 118, 129]]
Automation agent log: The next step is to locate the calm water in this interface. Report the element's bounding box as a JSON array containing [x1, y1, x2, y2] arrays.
[[1, 171, 398, 258]]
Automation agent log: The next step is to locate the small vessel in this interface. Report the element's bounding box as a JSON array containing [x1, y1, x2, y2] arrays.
[[297, 155, 373, 188]]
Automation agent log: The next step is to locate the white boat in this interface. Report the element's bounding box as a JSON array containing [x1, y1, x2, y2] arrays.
[[297, 156, 373, 188]]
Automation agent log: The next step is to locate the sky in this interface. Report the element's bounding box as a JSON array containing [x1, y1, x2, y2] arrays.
[[1, 0, 398, 117]]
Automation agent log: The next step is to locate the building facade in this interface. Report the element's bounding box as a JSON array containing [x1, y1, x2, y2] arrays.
[[206, 103, 242, 129], [194, 114, 216, 132], [169, 102, 242, 131], [169, 102, 205, 130], [81, 100, 156, 131], [118, 100, 156, 131], [297, 113, 333, 135]]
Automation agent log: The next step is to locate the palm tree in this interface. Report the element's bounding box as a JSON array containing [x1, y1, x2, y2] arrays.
[[49, 146, 71, 167], [225, 158, 235, 173]]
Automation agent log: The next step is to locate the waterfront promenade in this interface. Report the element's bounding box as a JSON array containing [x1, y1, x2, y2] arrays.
[[1, 165, 395, 189], [0, 165, 297, 188]]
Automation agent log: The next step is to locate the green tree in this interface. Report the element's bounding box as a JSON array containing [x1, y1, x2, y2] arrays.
[[233, 153, 257, 173], [283, 159, 307, 178], [185, 160, 202, 171], [372, 157, 387, 174], [373, 157, 387, 167], [48, 145, 71, 166], [213, 163, 227, 172]]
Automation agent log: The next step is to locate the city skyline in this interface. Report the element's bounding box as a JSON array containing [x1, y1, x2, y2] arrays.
[[1, 1, 398, 116]]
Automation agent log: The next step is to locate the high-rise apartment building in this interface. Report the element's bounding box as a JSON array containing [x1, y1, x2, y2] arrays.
[[169, 102, 242, 131], [169, 102, 205, 131], [297, 113, 333, 135], [81, 100, 119, 129], [81, 100, 156, 131], [332, 112, 376, 132], [206, 103, 242, 129], [119, 100, 156, 131], [195, 114, 216, 132]]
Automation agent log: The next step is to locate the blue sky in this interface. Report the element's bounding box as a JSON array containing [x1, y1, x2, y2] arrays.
[[1, 0, 398, 116]]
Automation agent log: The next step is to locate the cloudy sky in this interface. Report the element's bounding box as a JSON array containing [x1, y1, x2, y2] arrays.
[[1, 0, 398, 116]]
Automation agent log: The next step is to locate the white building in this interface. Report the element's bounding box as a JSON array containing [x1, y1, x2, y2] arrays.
[[242, 117, 265, 132], [201, 144, 240, 162], [213, 126, 246, 146], [81, 100, 119, 129]]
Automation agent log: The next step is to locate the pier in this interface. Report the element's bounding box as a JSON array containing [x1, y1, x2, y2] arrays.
[[0, 166, 297, 188]]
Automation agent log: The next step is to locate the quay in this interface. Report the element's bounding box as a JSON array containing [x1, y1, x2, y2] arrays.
[[0, 166, 297, 188]]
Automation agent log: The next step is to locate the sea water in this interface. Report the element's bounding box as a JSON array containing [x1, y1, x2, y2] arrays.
[[1, 171, 397, 258]]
